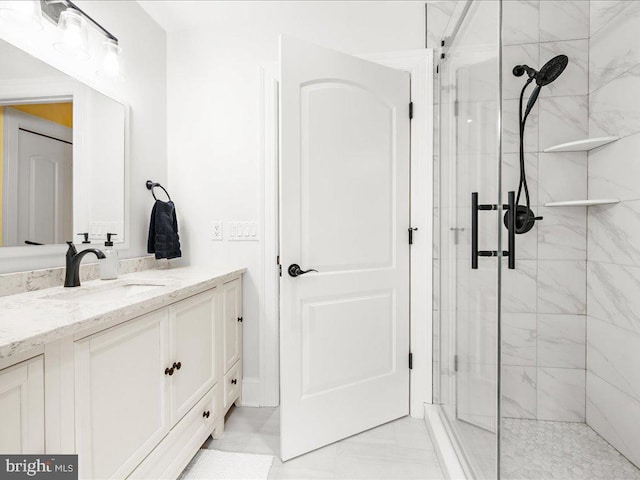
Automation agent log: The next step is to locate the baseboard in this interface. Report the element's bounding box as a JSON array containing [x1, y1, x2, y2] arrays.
[[423, 404, 467, 480], [241, 377, 261, 407]]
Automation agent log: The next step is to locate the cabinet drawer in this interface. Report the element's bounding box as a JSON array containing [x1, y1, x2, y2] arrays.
[[224, 360, 242, 410], [129, 385, 219, 480]]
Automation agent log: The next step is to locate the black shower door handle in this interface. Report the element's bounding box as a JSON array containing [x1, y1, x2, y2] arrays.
[[471, 192, 515, 269], [472, 192, 479, 269], [507, 191, 516, 270], [472, 192, 496, 269]]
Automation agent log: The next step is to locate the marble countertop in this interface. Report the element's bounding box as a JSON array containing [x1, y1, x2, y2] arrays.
[[0, 266, 246, 360]]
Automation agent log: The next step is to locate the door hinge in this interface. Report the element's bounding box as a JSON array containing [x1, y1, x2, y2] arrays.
[[277, 256, 282, 276], [454, 100, 459, 117], [408, 227, 418, 245], [409, 102, 414, 119], [409, 352, 413, 370], [454, 354, 458, 372]]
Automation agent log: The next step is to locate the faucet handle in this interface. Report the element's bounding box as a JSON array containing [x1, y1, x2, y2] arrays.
[[66, 241, 78, 255], [76, 233, 90, 244]]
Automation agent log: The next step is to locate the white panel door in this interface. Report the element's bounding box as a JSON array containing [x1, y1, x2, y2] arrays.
[[280, 36, 411, 460], [17, 130, 73, 246]]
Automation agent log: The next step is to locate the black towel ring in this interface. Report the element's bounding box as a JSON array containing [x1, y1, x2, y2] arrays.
[[146, 180, 172, 201]]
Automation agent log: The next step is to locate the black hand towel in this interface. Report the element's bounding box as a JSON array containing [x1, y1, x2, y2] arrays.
[[147, 199, 182, 260]]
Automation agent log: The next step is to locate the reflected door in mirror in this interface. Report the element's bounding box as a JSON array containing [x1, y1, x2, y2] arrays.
[[2, 106, 73, 247]]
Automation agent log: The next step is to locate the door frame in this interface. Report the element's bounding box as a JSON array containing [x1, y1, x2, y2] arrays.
[[258, 48, 434, 417]]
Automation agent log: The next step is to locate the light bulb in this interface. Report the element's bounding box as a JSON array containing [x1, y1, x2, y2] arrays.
[[0, 1, 43, 31], [98, 38, 122, 78], [53, 9, 89, 61]]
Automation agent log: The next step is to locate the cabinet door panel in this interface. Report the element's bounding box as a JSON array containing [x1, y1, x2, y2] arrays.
[[75, 309, 170, 480], [224, 360, 242, 410], [170, 289, 217, 423], [223, 279, 242, 372], [0, 356, 44, 454]]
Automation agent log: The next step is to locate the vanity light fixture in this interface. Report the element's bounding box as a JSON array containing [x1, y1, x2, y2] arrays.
[[40, 0, 122, 76], [97, 38, 122, 79], [0, 1, 43, 32], [53, 8, 89, 60]]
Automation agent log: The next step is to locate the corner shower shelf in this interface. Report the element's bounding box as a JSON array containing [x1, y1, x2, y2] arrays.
[[543, 136, 619, 153], [545, 199, 620, 207]]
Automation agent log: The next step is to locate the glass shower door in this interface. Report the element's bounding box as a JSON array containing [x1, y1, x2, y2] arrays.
[[437, 1, 502, 478]]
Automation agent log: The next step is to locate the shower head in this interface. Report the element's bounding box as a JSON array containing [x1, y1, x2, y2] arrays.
[[512, 55, 569, 86], [536, 55, 569, 86], [518, 55, 570, 119]]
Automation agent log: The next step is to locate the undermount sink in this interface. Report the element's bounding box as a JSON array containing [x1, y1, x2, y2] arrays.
[[42, 281, 166, 303]]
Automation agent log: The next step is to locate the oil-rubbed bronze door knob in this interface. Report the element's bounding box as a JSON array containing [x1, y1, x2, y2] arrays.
[[173, 361, 182, 370], [165, 367, 174, 376], [287, 264, 318, 277], [202, 411, 210, 418], [231, 379, 237, 385]]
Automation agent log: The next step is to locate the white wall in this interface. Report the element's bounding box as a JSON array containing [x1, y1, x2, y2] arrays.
[[165, 1, 425, 403], [0, 0, 167, 271]]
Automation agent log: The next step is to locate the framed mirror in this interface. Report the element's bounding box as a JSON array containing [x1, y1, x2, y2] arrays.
[[0, 37, 126, 255]]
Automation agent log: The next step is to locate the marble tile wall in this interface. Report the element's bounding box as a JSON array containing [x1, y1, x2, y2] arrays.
[[501, 0, 589, 423], [0, 256, 159, 298], [586, 0, 640, 468]]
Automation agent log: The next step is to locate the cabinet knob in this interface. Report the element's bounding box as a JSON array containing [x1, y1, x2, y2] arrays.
[[165, 367, 174, 376], [173, 361, 182, 370], [203, 411, 210, 418], [237, 317, 243, 323], [231, 378, 237, 385]]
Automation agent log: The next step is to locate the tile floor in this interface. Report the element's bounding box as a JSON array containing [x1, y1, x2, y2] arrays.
[[502, 418, 640, 480], [201, 407, 445, 479]]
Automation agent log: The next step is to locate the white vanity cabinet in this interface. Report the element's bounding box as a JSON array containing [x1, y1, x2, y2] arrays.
[[0, 268, 244, 480], [0, 356, 45, 454], [222, 278, 243, 411], [71, 276, 242, 479]]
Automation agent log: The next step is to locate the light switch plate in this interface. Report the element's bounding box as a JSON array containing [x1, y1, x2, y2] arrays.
[[228, 221, 259, 241], [212, 221, 223, 241]]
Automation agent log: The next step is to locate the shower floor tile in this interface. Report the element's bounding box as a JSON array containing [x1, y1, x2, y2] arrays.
[[502, 418, 640, 480]]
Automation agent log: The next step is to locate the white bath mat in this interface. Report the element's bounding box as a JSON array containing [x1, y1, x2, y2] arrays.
[[180, 449, 274, 480]]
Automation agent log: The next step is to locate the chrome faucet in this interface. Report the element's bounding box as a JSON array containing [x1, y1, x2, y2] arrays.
[[64, 242, 106, 287]]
